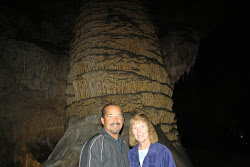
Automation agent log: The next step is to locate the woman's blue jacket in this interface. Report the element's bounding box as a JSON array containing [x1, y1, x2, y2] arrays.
[[128, 142, 176, 167]]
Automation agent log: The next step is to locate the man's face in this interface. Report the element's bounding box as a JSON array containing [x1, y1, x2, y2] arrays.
[[101, 105, 124, 136]]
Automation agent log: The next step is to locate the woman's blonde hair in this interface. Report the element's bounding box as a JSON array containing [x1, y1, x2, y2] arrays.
[[129, 113, 158, 147]]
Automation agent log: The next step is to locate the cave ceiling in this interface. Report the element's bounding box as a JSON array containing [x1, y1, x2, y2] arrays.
[[1, 0, 244, 48]]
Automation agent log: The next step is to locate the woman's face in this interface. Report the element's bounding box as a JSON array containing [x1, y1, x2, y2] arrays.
[[131, 121, 150, 144]]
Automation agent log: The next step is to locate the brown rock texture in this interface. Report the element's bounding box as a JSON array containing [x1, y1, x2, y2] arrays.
[[161, 29, 200, 87], [0, 39, 68, 166], [0, 0, 203, 166], [39, 1, 193, 166], [66, 0, 177, 140]]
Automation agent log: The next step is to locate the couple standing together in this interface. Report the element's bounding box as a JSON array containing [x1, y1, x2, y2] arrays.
[[79, 103, 176, 167]]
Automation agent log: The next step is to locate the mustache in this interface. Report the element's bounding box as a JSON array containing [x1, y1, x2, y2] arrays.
[[111, 123, 121, 126]]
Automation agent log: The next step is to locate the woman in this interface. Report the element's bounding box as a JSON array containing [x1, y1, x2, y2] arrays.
[[128, 113, 176, 167]]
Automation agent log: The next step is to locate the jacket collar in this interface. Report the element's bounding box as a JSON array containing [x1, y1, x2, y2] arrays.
[[100, 128, 122, 150], [130, 143, 157, 155]]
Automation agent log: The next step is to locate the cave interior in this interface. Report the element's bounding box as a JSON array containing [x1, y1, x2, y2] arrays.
[[0, 0, 249, 167]]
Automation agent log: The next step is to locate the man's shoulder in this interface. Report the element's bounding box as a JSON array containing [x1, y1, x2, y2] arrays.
[[85, 133, 104, 145]]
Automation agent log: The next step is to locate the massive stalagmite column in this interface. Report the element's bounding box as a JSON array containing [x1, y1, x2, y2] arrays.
[[42, 1, 193, 166], [66, 0, 178, 143]]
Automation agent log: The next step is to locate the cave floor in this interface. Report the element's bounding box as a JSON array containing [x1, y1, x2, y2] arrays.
[[186, 145, 250, 167]]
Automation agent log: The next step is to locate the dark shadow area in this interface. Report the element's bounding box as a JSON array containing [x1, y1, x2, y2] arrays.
[[173, 19, 250, 167], [26, 135, 58, 164], [0, 135, 15, 167]]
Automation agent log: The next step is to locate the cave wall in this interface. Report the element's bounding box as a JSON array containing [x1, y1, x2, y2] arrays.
[[0, 39, 68, 166], [0, 0, 205, 166], [0, 1, 78, 166]]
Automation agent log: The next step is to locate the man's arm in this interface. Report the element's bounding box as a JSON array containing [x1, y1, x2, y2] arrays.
[[79, 136, 103, 167]]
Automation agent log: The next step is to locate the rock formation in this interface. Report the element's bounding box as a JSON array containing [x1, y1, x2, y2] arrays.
[[0, 39, 68, 166], [43, 0, 194, 166], [1, 0, 222, 166]]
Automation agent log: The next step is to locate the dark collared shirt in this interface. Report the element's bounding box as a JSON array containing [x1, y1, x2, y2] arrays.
[[102, 128, 122, 150]]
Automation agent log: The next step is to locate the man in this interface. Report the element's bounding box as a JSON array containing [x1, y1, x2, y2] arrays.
[[79, 103, 130, 167]]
